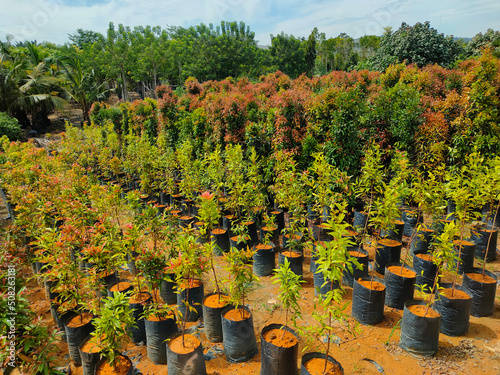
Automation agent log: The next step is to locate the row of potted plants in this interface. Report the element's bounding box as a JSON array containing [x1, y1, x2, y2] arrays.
[[1, 130, 499, 373]]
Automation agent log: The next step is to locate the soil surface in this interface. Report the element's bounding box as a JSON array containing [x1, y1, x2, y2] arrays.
[[304, 357, 343, 375], [168, 334, 200, 354]]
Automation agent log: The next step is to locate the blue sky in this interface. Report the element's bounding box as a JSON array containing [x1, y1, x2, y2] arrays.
[[1, 0, 499, 45]]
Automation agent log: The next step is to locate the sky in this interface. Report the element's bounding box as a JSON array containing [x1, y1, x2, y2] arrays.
[[1, 0, 499, 46]]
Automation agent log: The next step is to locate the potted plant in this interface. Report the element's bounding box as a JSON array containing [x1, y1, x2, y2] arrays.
[[409, 167, 448, 255], [166, 306, 207, 375], [135, 243, 173, 363], [253, 211, 278, 277], [221, 246, 259, 363], [91, 293, 137, 375], [171, 230, 207, 323], [471, 156, 500, 263], [300, 205, 358, 374], [445, 154, 486, 284], [370, 181, 404, 275], [431, 228, 473, 336], [307, 152, 350, 240], [177, 139, 202, 216], [0, 255, 65, 375], [166, 233, 208, 375], [261, 257, 304, 375], [456, 154, 498, 317], [388, 150, 412, 237], [400, 221, 458, 355], [48, 241, 95, 366], [141, 302, 178, 365], [272, 151, 309, 278], [352, 144, 384, 234], [198, 190, 230, 342], [242, 148, 268, 242], [229, 219, 252, 251]]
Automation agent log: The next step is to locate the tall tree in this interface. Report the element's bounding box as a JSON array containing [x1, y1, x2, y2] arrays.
[[0, 40, 68, 129], [305, 28, 317, 77], [68, 28, 104, 50], [97, 23, 133, 101], [358, 35, 381, 61], [59, 55, 107, 124], [315, 33, 358, 74], [269, 32, 307, 78], [130, 25, 170, 97], [369, 21, 463, 71], [465, 29, 500, 58]]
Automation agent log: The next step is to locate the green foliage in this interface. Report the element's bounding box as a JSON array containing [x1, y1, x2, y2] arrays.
[[450, 51, 500, 164], [310, 86, 366, 173], [0, 41, 69, 131], [480, 157, 500, 228], [299, 134, 318, 169], [222, 247, 258, 309], [0, 273, 63, 374], [261, 211, 277, 245], [68, 28, 103, 49], [197, 191, 220, 233], [358, 35, 381, 61], [170, 231, 207, 285], [91, 292, 137, 367], [270, 32, 308, 79], [315, 32, 359, 74], [176, 139, 203, 200], [305, 29, 317, 77], [411, 164, 447, 221], [465, 29, 500, 58], [272, 257, 305, 329], [355, 143, 384, 203], [445, 151, 486, 236], [0, 112, 22, 141], [272, 150, 309, 252], [300, 205, 359, 364], [307, 152, 350, 220], [370, 21, 463, 71], [314, 208, 356, 291], [370, 182, 401, 235], [431, 220, 460, 272], [224, 143, 246, 217]]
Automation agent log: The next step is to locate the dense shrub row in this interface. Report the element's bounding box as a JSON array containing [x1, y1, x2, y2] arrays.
[[89, 52, 500, 175]]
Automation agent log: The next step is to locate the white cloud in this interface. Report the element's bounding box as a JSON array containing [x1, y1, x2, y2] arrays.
[[0, 0, 498, 45]]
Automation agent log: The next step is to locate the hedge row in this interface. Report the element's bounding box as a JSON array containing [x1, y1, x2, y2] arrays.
[[89, 52, 500, 175]]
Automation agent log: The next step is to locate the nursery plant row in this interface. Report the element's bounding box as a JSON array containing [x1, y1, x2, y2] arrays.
[[0, 125, 499, 374]]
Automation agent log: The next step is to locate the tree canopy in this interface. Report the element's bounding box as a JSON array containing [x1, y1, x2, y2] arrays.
[[369, 21, 464, 70], [0, 20, 497, 133]]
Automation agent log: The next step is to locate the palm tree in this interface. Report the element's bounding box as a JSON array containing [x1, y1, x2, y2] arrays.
[[1, 40, 68, 130], [59, 55, 108, 124]]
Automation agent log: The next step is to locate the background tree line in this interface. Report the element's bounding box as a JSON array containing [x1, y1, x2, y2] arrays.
[[0, 20, 499, 135]]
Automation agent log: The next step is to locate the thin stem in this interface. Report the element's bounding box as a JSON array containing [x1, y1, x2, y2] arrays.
[[424, 264, 440, 317], [323, 310, 332, 375], [400, 210, 422, 276], [182, 282, 189, 348], [282, 307, 289, 341], [452, 191, 470, 295]]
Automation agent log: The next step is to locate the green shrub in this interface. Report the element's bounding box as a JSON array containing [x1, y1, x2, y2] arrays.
[[0, 112, 22, 141]]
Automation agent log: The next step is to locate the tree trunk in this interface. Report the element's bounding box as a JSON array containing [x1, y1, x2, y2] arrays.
[[178, 60, 182, 87], [82, 100, 90, 125], [121, 68, 129, 102], [152, 68, 157, 97]]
